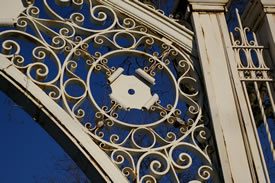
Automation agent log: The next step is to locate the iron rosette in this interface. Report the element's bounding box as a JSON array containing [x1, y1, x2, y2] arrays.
[[60, 25, 212, 183]]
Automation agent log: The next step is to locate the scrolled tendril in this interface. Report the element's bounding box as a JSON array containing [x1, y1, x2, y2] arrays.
[[84, 122, 96, 132], [2, 40, 20, 56], [110, 134, 120, 144], [64, 45, 73, 55], [175, 152, 192, 171], [75, 108, 85, 121], [137, 151, 170, 182], [66, 60, 78, 76], [167, 116, 176, 124], [72, 0, 83, 10], [163, 58, 170, 65], [45, 84, 61, 102], [16, 17, 28, 31], [149, 157, 169, 179], [122, 18, 136, 29], [93, 35, 105, 49], [90, 5, 115, 26], [191, 125, 211, 147], [174, 109, 181, 116], [188, 105, 199, 117], [169, 143, 194, 172], [51, 36, 66, 53], [27, 62, 49, 81], [187, 118, 195, 126], [160, 110, 167, 117], [196, 165, 213, 181], [75, 36, 82, 43], [169, 49, 178, 59], [161, 43, 169, 52], [122, 167, 136, 179], [70, 12, 85, 26], [32, 46, 47, 63], [136, 26, 148, 33], [140, 175, 157, 183], [135, 35, 154, 49], [105, 119, 114, 128], [165, 132, 176, 142], [95, 111, 104, 119], [156, 63, 163, 70], [180, 126, 188, 134], [153, 52, 159, 57], [26, 6, 40, 18], [58, 24, 75, 40], [95, 128, 104, 138], [11, 55, 25, 69]]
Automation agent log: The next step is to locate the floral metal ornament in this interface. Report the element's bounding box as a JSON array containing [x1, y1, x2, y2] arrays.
[[231, 9, 275, 162], [0, 0, 215, 182]]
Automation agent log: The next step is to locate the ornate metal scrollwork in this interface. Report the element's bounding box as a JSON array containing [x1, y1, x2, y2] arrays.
[[231, 9, 275, 162], [0, 0, 215, 182]]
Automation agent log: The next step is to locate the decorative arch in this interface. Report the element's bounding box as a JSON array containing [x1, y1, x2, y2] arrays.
[[0, 0, 218, 182]]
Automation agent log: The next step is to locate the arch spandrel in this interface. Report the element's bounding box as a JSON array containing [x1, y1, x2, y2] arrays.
[[0, 0, 217, 182]]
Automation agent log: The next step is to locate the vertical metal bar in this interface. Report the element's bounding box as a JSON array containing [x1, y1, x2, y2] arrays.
[[254, 81, 275, 160], [242, 81, 270, 182], [266, 81, 275, 116], [265, 81, 275, 160]]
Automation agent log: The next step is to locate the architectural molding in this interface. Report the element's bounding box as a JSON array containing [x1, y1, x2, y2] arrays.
[[261, 0, 275, 7], [188, 0, 229, 11]]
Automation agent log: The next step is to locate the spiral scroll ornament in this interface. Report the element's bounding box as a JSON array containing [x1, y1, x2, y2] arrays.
[[0, 0, 215, 182]]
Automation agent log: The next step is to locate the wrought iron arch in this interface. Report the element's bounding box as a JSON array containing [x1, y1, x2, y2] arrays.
[[0, 0, 220, 182]]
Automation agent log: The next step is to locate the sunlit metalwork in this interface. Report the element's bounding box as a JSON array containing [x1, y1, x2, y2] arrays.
[[230, 9, 275, 162], [0, 0, 214, 182]]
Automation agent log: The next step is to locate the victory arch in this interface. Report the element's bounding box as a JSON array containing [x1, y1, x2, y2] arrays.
[[0, 0, 274, 182]]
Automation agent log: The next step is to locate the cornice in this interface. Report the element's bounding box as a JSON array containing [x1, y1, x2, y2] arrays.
[[188, 0, 229, 11], [261, 0, 275, 7], [261, 0, 275, 13]]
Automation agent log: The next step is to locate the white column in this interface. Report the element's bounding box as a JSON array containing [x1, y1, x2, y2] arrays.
[[188, 1, 256, 182]]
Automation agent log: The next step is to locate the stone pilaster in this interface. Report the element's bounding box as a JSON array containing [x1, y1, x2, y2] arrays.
[[188, 0, 265, 182]]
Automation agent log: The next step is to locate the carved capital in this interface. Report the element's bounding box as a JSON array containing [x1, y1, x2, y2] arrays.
[[261, 0, 275, 13], [188, 0, 229, 11]]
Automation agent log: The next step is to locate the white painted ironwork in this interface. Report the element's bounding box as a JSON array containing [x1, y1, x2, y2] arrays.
[[100, 0, 195, 56], [230, 9, 275, 161], [3, 0, 274, 182], [0, 0, 216, 182]]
